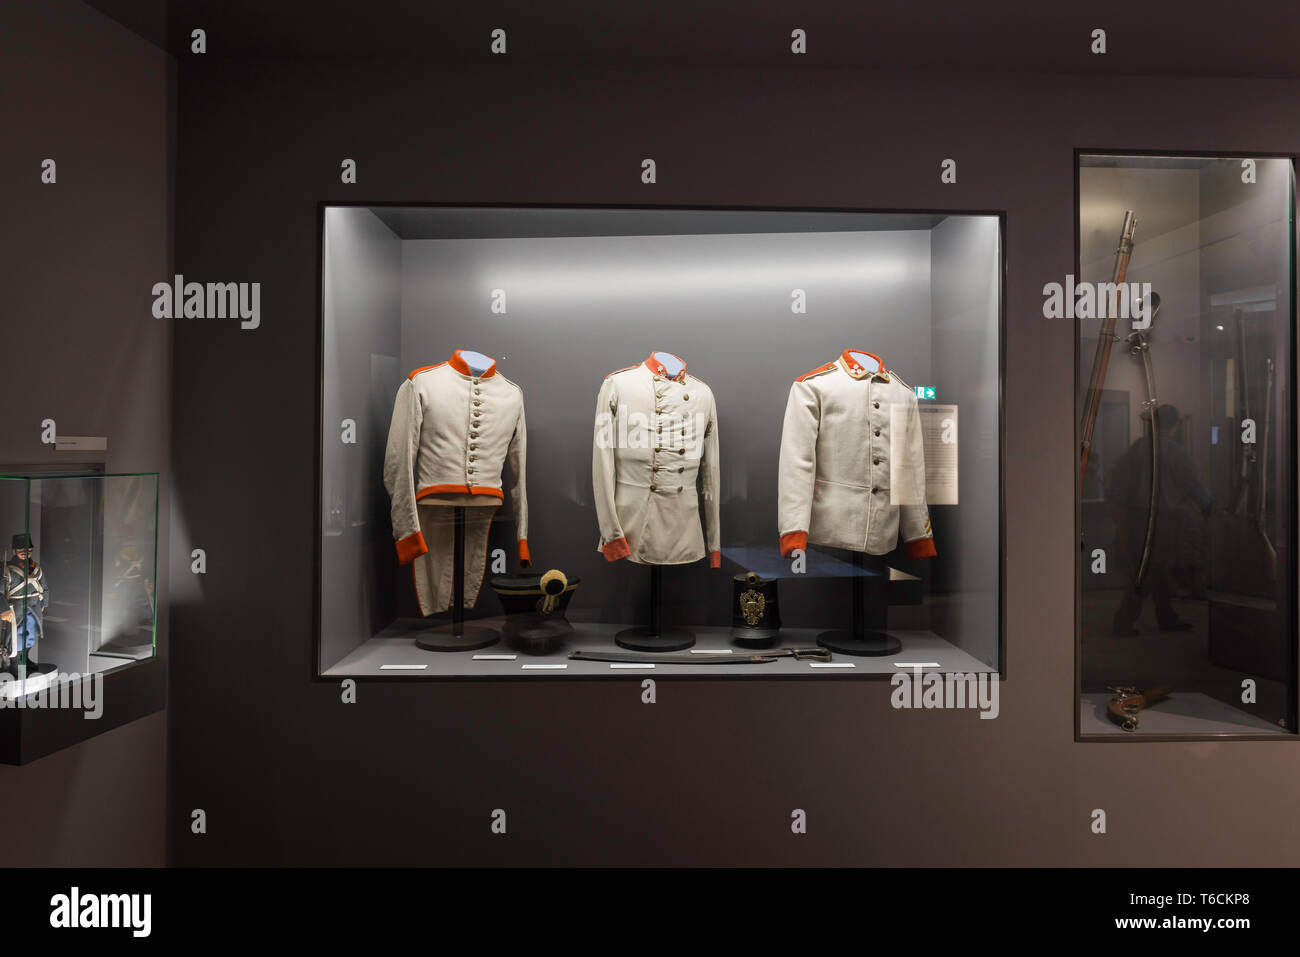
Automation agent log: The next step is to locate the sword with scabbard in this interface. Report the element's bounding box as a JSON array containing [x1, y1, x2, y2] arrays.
[[569, 647, 832, 665], [1080, 210, 1138, 485]]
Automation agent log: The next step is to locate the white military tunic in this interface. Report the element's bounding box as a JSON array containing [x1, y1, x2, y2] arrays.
[[777, 350, 936, 560], [383, 351, 530, 614], [592, 353, 721, 566]]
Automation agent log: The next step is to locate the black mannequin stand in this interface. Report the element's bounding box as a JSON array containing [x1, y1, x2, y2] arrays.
[[816, 551, 901, 657], [615, 565, 695, 652], [415, 506, 499, 652]]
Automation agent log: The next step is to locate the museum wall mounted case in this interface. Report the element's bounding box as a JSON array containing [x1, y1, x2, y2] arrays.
[[317, 205, 1003, 679], [0, 472, 162, 764], [1075, 154, 1297, 739], [9, 0, 1300, 876]]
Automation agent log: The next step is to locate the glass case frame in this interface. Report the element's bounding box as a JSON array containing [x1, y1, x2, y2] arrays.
[[312, 202, 1008, 683], [1073, 149, 1300, 741], [0, 470, 163, 764]]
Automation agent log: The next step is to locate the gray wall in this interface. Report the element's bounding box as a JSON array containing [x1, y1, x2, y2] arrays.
[[320, 208, 402, 667], [168, 56, 1300, 865], [388, 225, 962, 630], [930, 215, 1002, 666], [0, 0, 172, 865]]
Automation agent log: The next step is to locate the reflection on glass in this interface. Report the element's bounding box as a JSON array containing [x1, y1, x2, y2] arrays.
[[0, 473, 158, 700], [318, 206, 1004, 678], [1078, 154, 1296, 737]]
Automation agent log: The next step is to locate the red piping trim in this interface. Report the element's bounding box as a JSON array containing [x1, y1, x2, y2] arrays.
[[643, 352, 687, 382], [395, 530, 429, 564], [779, 531, 807, 557], [904, 536, 937, 560], [416, 484, 504, 501], [795, 362, 834, 382], [602, 537, 631, 562], [408, 362, 445, 380], [448, 350, 497, 378], [840, 348, 888, 378]]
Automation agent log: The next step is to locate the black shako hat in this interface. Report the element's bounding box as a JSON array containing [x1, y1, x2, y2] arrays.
[[731, 570, 782, 647], [11, 533, 33, 551]]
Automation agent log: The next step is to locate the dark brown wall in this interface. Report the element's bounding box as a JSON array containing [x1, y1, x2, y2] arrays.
[[166, 57, 1300, 864], [0, 1, 173, 864]]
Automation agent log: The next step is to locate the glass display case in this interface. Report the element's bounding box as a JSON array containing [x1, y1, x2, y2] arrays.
[[1076, 153, 1297, 737], [317, 205, 1003, 678], [0, 472, 158, 702]]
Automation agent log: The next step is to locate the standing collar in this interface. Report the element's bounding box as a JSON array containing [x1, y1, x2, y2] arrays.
[[448, 350, 497, 378], [643, 352, 687, 382], [839, 349, 889, 381]]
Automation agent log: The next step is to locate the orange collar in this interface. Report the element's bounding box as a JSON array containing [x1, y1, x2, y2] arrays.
[[448, 350, 497, 378], [643, 352, 687, 382], [840, 349, 888, 380]]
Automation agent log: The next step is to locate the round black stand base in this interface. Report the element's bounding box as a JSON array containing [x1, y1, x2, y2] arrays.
[[615, 627, 695, 652], [816, 629, 901, 657], [415, 624, 500, 652], [732, 632, 780, 650]]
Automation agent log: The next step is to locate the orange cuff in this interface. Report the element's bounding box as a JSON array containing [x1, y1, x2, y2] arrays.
[[779, 531, 807, 557], [518, 538, 531, 568], [904, 536, 937, 560], [603, 537, 631, 562], [395, 531, 428, 564], [709, 550, 721, 569]]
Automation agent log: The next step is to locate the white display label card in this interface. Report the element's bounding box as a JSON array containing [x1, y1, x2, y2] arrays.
[[473, 654, 517, 660], [918, 404, 958, 505], [809, 662, 855, 669], [521, 663, 567, 670], [889, 403, 920, 506], [55, 435, 108, 451]]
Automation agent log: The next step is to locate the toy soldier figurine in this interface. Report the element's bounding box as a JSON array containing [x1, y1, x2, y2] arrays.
[[2, 533, 48, 672]]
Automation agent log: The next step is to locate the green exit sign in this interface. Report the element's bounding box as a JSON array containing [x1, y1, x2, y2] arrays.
[[914, 385, 936, 400]]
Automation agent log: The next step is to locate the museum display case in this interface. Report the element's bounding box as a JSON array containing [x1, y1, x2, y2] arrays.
[[317, 205, 1004, 678], [1076, 153, 1297, 737], [0, 471, 158, 700], [0, 471, 162, 764]]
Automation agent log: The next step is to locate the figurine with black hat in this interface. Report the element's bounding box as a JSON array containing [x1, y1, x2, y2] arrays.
[[2, 532, 49, 674]]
